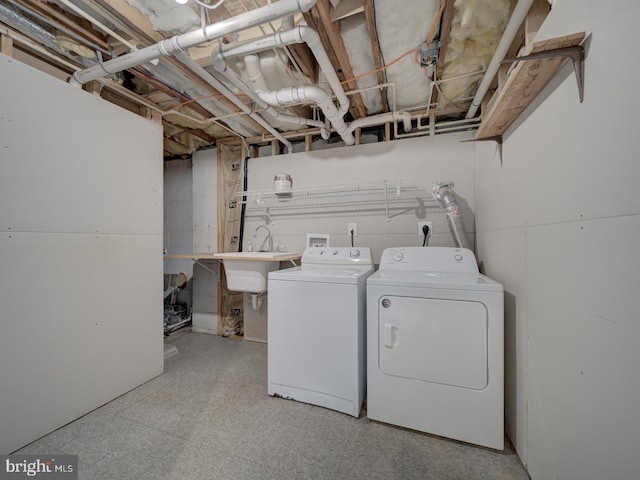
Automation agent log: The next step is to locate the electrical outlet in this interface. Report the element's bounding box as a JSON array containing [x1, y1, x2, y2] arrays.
[[348, 222, 358, 236], [418, 221, 433, 236]]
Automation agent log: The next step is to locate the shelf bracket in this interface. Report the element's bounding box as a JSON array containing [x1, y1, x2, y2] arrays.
[[501, 45, 585, 103]]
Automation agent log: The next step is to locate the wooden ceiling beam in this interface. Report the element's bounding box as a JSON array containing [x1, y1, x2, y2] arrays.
[[92, 0, 269, 136], [304, 0, 368, 119], [432, 0, 455, 106], [70, 0, 145, 46], [130, 67, 214, 119], [363, 0, 388, 113]]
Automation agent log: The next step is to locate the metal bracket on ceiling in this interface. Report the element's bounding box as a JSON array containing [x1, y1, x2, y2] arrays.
[[500, 45, 585, 103], [419, 40, 440, 69]]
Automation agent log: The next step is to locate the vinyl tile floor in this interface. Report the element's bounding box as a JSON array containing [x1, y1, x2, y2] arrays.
[[16, 331, 530, 480]]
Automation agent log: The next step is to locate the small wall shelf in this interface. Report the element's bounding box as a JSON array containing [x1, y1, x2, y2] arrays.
[[476, 32, 586, 140]]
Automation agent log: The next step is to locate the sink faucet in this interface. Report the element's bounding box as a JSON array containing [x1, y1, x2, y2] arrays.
[[253, 225, 273, 252]]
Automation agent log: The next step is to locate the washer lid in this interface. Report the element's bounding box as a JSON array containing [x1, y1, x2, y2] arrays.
[[367, 270, 503, 292], [269, 265, 374, 284]]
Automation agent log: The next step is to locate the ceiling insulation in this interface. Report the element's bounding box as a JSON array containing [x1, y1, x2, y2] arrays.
[[440, 0, 516, 103], [0, 0, 534, 158]]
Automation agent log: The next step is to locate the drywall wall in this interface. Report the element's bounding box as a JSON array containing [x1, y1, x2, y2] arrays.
[[164, 158, 194, 277], [0, 55, 164, 453], [191, 148, 219, 334], [474, 1, 640, 478], [244, 132, 476, 263]]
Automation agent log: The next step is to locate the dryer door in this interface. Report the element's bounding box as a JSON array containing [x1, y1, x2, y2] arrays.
[[378, 296, 488, 390]]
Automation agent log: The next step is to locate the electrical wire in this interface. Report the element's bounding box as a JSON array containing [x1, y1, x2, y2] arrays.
[[340, 0, 446, 87]]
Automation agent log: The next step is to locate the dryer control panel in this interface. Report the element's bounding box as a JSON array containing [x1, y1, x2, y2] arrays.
[[379, 247, 478, 273], [302, 247, 373, 266]]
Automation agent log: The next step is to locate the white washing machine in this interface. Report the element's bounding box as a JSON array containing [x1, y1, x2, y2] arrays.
[[367, 247, 504, 449], [268, 247, 374, 417]]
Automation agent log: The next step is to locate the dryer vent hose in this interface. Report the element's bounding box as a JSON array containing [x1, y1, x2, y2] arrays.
[[434, 184, 472, 250]]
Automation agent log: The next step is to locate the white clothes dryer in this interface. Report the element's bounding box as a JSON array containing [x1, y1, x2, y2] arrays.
[[366, 247, 504, 449], [268, 247, 374, 417]]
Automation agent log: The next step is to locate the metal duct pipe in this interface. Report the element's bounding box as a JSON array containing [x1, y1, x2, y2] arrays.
[[465, 0, 535, 119], [0, 2, 96, 68], [68, 0, 317, 86], [433, 182, 472, 250]]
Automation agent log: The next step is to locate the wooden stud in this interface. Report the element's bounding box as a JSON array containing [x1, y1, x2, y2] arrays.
[[525, 0, 551, 50], [355, 127, 361, 146], [85, 81, 103, 96], [1, 34, 13, 57], [432, 0, 455, 106], [305, 134, 312, 152], [304, 0, 368, 120], [271, 140, 279, 157], [329, 0, 364, 22], [363, 0, 388, 113], [384, 122, 390, 142]]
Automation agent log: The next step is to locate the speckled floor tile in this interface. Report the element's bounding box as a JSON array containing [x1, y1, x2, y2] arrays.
[[15, 332, 528, 480]]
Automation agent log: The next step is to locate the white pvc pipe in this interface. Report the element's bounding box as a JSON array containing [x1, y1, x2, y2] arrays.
[[242, 55, 329, 138], [174, 52, 293, 153], [215, 26, 350, 116], [347, 111, 412, 135], [465, 0, 535, 119], [69, 0, 317, 86], [242, 54, 354, 145]]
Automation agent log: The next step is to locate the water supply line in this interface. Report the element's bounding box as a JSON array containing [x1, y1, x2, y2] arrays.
[[465, 0, 535, 119], [213, 26, 355, 145], [68, 0, 317, 87], [433, 182, 472, 250]]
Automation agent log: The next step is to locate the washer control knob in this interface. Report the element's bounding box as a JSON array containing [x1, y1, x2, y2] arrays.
[[454, 254, 463, 261], [350, 249, 360, 258], [332, 250, 339, 256], [391, 251, 404, 262]]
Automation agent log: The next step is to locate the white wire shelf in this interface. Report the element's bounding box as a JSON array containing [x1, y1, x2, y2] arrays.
[[235, 177, 437, 221]]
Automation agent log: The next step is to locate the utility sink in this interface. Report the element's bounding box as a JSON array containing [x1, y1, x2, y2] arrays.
[[213, 252, 301, 293]]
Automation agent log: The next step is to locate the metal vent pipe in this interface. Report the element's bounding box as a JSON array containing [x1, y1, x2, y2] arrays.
[[433, 182, 472, 250]]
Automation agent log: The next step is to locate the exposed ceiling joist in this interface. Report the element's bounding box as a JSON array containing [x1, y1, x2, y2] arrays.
[[304, 0, 368, 120], [0, 0, 533, 157]]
